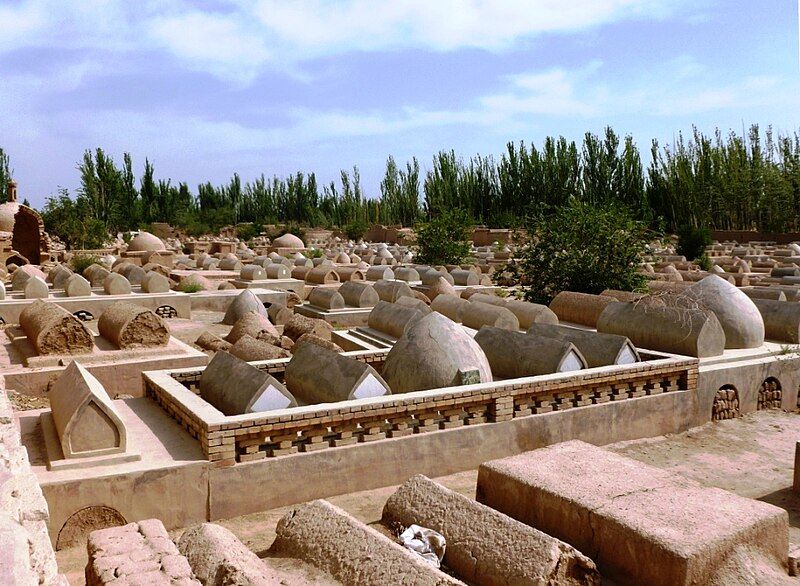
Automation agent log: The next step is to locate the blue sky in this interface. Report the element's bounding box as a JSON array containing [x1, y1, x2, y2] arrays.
[[1, 0, 799, 208]]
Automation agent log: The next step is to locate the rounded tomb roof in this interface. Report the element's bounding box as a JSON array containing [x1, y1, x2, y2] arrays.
[[274, 233, 305, 249], [128, 231, 166, 252]]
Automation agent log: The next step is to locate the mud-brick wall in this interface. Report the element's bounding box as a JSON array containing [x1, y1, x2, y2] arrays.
[[0, 387, 66, 585]]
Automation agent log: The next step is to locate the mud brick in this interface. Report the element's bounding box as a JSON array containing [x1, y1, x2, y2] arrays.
[[359, 431, 387, 442], [301, 440, 330, 452], [332, 436, 358, 447], [465, 415, 487, 425], [238, 451, 266, 462], [388, 427, 413, 438], [415, 423, 439, 433], [533, 405, 553, 414], [646, 384, 664, 395], [269, 446, 298, 456]]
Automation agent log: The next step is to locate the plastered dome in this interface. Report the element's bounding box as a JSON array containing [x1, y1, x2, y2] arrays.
[[128, 231, 166, 252], [273, 233, 305, 249], [381, 312, 492, 393], [684, 275, 765, 349]]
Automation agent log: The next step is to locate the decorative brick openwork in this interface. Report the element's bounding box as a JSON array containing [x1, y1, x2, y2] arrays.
[[144, 350, 698, 466], [757, 377, 782, 410], [712, 385, 740, 421]]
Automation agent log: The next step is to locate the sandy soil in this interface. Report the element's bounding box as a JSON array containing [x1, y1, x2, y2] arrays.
[[55, 411, 800, 584]]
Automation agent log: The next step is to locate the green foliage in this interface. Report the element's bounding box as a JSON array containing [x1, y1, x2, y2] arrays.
[[696, 253, 712, 271], [414, 209, 472, 265], [515, 203, 650, 305], [235, 223, 262, 242], [0, 148, 11, 203], [40, 189, 108, 249], [11, 122, 800, 255], [70, 254, 101, 274], [280, 223, 303, 238], [179, 282, 203, 293], [344, 217, 369, 241], [380, 156, 421, 225], [306, 248, 324, 259], [676, 224, 712, 260]]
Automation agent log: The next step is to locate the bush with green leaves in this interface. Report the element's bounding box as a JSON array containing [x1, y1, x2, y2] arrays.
[[344, 218, 369, 242], [414, 209, 472, 265], [70, 254, 101, 275], [236, 223, 262, 242], [306, 248, 323, 259], [513, 202, 651, 305], [676, 224, 712, 261], [179, 282, 203, 293]]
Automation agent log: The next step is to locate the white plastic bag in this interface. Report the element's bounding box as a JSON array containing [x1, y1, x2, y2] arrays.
[[398, 524, 446, 568]]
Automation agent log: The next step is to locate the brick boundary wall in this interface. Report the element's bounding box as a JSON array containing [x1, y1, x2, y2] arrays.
[[144, 349, 698, 466], [0, 388, 66, 585], [143, 351, 698, 465]]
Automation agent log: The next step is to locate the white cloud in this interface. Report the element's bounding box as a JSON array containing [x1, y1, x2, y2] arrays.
[[0, 0, 692, 84], [250, 0, 684, 54], [147, 11, 272, 84]]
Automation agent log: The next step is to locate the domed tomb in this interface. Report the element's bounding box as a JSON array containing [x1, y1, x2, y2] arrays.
[[273, 233, 305, 249], [683, 275, 765, 349], [127, 231, 166, 252], [381, 312, 492, 393]]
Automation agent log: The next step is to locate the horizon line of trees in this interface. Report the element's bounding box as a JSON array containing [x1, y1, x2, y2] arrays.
[[3, 123, 800, 249]]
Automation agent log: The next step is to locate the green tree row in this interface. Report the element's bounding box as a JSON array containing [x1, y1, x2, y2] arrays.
[[7, 123, 800, 249]]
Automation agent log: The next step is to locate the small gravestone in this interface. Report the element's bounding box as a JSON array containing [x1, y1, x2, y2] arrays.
[[240, 265, 266, 281], [265, 263, 290, 279], [226, 311, 279, 343], [222, 290, 269, 325], [339, 281, 379, 308], [64, 274, 92, 297], [86, 265, 111, 287], [24, 275, 50, 299], [142, 271, 170, 293], [307, 288, 345, 310], [119, 264, 146, 286], [219, 257, 243, 271], [104, 273, 132, 295], [51, 265, 74, 289]]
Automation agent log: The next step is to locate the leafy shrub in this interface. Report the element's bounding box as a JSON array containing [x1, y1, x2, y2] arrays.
[[696, 253, 712, 271], [179, 282, 203, 293], [306, 248, 323, 259], [344, 218, 369, 241], [513, 202, 651, 305], [414, 209, 472, 265], [236, 223, 262, 242], [70, 254, 101, 275], [280, 224, 303, 238], [676, 225, 712, 261]]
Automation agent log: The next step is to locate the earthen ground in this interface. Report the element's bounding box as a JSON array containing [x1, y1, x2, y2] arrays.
[[54, 409, 800, 584]]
